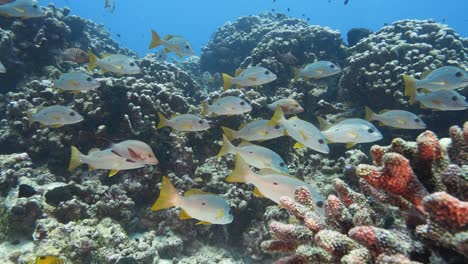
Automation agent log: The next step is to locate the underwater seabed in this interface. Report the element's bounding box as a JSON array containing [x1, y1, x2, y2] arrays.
[[0, 3, 467, 264]]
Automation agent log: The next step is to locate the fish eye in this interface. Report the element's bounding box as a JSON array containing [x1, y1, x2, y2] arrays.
[[452, 96, 458, 101], [32, 4, 38, 9], [318, 139, 325, 144], [129, 62, 135, 67], [274, 125, 281, 129], [294, 104, 299, 107], [273, 182, 278, 185], [185, 45, 190, 49], [414, 118, 420, 123], [455, 72, 463, 77], [228, 209, 232, 215], [264, 71, 270, 75], [316, 201, 324, 208], [39, 256, 46, 260], [202, 202, 206, 206], [240, 101, 246, 106], [69, 112, 76, 116], [329, 64, 335, 68], [198, 120, 204, 124], [367, 128, 374, 133], [279, 162, 285, 167], [86, 77, 93, 82]]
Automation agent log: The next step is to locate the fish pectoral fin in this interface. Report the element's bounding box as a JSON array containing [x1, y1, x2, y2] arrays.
[[196, 221, 212, 225], [293, 142, 305, 149], [216, 208, 224, 219], [247, 77, 257, 81], [397, 119, 406, 125], [51, 115, 62, 121], [179, 209, 192, 219], [116, 65, 124, 70], [181, 123, 193, 130], [315, 69, 325, 75], [108, 169, 120, 177], [253, 187, 266, 198], [346, 132, 358, 139], [299, 130, 308, 141], [50, 124, 64, 128], [68, 80, 79, 87], [346, 142, 357, 149], [13, 7, 25, 13], [431, 99, 442, 105], [127, 147, 141, 160]]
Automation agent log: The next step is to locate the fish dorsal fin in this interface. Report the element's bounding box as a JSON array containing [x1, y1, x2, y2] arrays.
[[238, 140, 256, 148], [253, 187, 266, 198], [378, 109, 391, 114], [258, 168, 280, 175], [196, 221, 212, 225], [101, 53, 112, 59], [164, 35, 176, 41], [35, 103, 46, 113], [234, 68, 244, 77], [420, 70, 433, 79], [238, 122, 248, 130], [179, 209, 192, 219], [184, 188, 214, 196], [170, 113, 180, 119], [317, 116, 331, 130], [294, 142, 306, 149], [88, 148, 100, 154]]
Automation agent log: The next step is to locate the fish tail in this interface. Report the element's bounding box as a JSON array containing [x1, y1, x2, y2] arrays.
[[149, 30, 163, 49], [266, 105, 285, 126], [87, 50, 98, 71], [221, 126, 238, 141], [215, 134, 235, 158], [157, 112, 169, 129], [222, 73, 233, 91], [317, 116, 331, 130], [201, 101, 209, 117], [364, 106, 376, 121], [293, 67, 300, 81], [226, 155, 253, 183], [68, 146, 83, 171], [26, 110, 34, 127], [403, 75, 417, 105], [151, 176, 180, 211]]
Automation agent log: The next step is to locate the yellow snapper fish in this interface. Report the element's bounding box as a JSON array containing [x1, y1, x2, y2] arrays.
[[365, 106, 426, 129], [29, 256, 65, 264], [267, 98, 304, 115], [0, 0, 46, 19], [201, 96, 252, 117], [110, 140, 158, 165], [149, 30, 195, 58], [216, 135, 289, 174], [54, 71, 100, 93], [87, 51, 141, 75], [294, 61, 341, 80], [227, 156, 325, 216], [221, 119, 285, 142], [267, 107, 329, 154], [157, 112, 210, 132], [318, 117, 383, 148], [27, 105, 83, 128], [222, 67, 277, 91], [403, 66, 468, 92], [405, 83, 468, 111], [68, 146, 145, 176], [0, 61, 6, 73], [151, 176, 233, 225]]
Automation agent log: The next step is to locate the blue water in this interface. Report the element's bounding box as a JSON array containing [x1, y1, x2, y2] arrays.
[[40, 0, 468, 57]]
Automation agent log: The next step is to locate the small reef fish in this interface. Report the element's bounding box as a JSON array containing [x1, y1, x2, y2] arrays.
[[294, 61, 341, 80], [318, 117, 383, 148], [29, 256, 64, 264], [0, 61, 5, 73], [154, 49, 167, 62], [157, 112, 210, 132], [222, 67, 277, 91], [227, 156, 325, 216], [403, 66, 468, 92], [201, 96, 252, 117], [0, 0, 45, 19], [221, 119, 285, 142], [54, 72, 100, 93], [27, 105, 83, 128], [110, 140, 158, 165], [87, 51, 141, 75], [104, 0, 115, 13], [151, 176, 233, 225], [267, 98, 304, 115], [62, 48, 89, 64], [405, 83, 468, 111], [365, 106, 426, 129], [268, 107, 329, 154], [68, 146, 145, 177], [276, 51, 299, 65], [217, 135, 289, 173], [149, 30, 195, 58]]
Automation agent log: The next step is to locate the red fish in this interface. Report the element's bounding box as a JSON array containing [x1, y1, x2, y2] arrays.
[[62, 48, 89, 64]]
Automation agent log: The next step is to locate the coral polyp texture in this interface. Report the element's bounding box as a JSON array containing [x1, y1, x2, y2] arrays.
[[261, 123, 468, 263]]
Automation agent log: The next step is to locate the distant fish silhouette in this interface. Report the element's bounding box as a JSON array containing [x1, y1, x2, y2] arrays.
[[276, 51, 299, 65], [344, 0, 350, 5], [104, 0, 115, 13]]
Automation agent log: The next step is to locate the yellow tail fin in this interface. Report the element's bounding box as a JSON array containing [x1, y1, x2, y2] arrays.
[[403, 75, 417, 105], [226, 155, 254, 183], [149, 30, 163, 49], [293, 67, 300, 81], [201, 102, 209, 117], [222, 73, 233, 91], [364, 106, 376, 121], [87, 51, 99, 71], [68, 146, 83, 171], [215, 134, 235, 158], [267, 106, 285, 126], [157, 112, 169, 129], [151, 176, 180, 211], [221, 126, 238, 141]]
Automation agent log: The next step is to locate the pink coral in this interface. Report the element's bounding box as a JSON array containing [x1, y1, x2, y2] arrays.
[[422, 192, 468, 231]]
